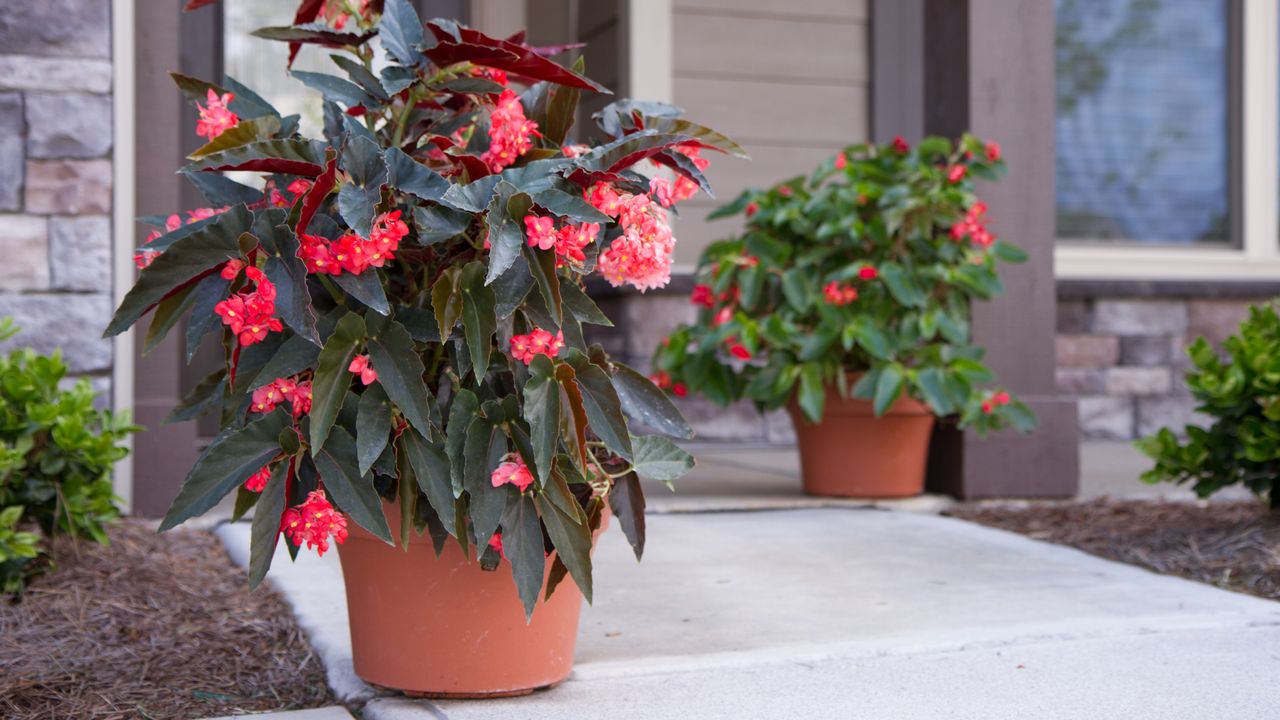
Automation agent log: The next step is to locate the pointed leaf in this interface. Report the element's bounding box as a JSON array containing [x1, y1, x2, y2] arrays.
[[466, 424, 508, 550], [386, 147, 449, 201], [502, 494, 545, 618], [630, 435, 693, 482], [310, 312, 365, 452], [610, 362, 693, 439], [523, 355, 561, 486], [313, 426, 392, 542], [608, 472, 646, 560], [332, 269, 390, 315], [356, 383, 391, 476], [535, 494, 593, 603], [460, 261, 497, 382], [568, 354, 632, 460], [365, 315, 433, 438], [248, 461, 289, 589], [159, 408, 289, 531], [413, 204, 472, 244], [292, 70, 375, 108], [401, 428, 456, 534], [337, 135, 387, 237], [187, 139, 327, 176], [263, 229, 320, 345], [379, 0, 425, 66]]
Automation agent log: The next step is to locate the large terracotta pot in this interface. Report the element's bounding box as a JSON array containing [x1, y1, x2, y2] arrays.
[[337, 502, 586, 699], [787, 386, 936, 498]]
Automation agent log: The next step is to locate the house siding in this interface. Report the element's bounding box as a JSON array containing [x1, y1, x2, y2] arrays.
[[0, 0, 115, 405]]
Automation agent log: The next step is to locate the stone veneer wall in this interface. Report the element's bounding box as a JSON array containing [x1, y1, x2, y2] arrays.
[[0, 1, 115, 401], [1055, 296, 1262, 441]]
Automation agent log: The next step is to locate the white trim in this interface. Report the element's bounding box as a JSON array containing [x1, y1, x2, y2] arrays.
[[111, 0, 135, 513], [626, 0, 673, 103], [1055, 0, 1279, 281]]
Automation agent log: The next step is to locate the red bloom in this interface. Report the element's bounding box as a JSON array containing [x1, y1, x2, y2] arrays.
[[482, 90, 538, 173], [220, 258, 245, 280], [690, 284, 715, 308], [891, 135, 910, 154], [985, 141, 1001, 162], [834, 152, 847, 169], [282, 490, 348, 557], [554, 223, 597, 265], [712, 306, 733, 327], [524, 215, 557, 251], [672, 383, 688, 398], [216, 268, 282, 347], [947, 164, 967, 184], [244, 464, 272, 493], [858, 266, 878, 281], [488, 532, 505, 559], [822, 281, 857, 306], [348, 355, 378, 385], [650, 371, 672, 389], [726, 339, 751, 360], [745, 201, 759, 218], [509, 327, 564, 365], [195, 89, 238, 140], [490, 456, 534, 491]]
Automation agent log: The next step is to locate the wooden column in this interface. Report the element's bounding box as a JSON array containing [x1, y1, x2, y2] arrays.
[[872, 0, 1079, 498]]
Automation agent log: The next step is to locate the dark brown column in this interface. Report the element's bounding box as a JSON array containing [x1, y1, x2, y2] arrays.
[[129, 1, 224, 516], [872, 0, 1079, 498]]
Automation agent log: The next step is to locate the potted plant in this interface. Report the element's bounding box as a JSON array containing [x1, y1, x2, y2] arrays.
[[105, 0, 740, 697], [1138, 302, 1280, 508], [653, 135, 1035, 498]]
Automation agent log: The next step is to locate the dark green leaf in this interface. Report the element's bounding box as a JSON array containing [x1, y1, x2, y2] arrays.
[[330, 54, 390, 101], [181, 171, 264, 208], [106, 205, 250, 337], [525, 244, 562, 328], [630, 435, 694, 482], [445, 389, 479, 496], [401, 428, 455, 534], [159, 409, 289, 531], [379, 0, 425, 66], [798, 363, 825, 422], [608, 472, 645, 560], [530, 188, 609, 223], [502, 494, 545, 619], [610, 362, 693, 439], [165, 369, 226, 424], [484, 182, 527, 284], [385, 147, 449, 201], [310, 312, 366, 453], [337, 135, 387, 237], [459, 261, 497, 383], [248, 460, 289, 589], [184, 272, 233, 363], [356, 383, 391, 476], [332, 269, 390, 316], [263, 229, 320, 345], [492, 254, 534, 318], [466, 425, 509, 551], [187, 139, 326, 176], [412, 204, 472, 244], [292, 70, 376, 108], [568, 353, 632, 460], [248, 333, 321, 392], [313, 426, 392, 543], [431, 269, 462, 336], [561, 282, 612, 326], [535, 494, 593, 603], [874, 364, 906, 416], [523, 355, 561, 486], [397, 306, 440, 342], [143, 280, 199, 355], [365, 315, 433, 437]]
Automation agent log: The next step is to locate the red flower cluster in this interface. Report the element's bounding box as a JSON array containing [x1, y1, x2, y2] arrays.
[[282, 490, 348, 557], [726, 338, 751, 360], [650, 370, 687, 397], [981, 390, 1011, 414], [244, 464, 272, 493], [523, 215, 599, 265], [891, 135, 910, 154], [196, 89, 238, 140], [590, 184, 677, 292], [348, 355, 377, 385], [490, 456, 535, 492], [215, 266, 282, 346], [482, 89, 538, 173], [509, 327, 564, 365], [251, 376, 313, 417], [949, 201, 995, 247], [947, 164, 967, 184], [300, 210, 409, 276], [690, 284, 715, 308], [266, 178, 314, 208], [823, 281, 858, 306]]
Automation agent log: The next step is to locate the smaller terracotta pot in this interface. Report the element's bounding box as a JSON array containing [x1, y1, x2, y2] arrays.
[[338, 502, 591, 699], [788, 385, 936, 498]]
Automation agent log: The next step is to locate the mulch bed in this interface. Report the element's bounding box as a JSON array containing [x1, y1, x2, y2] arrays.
[[0, 519, 334, 720], [947, 499, 1280, 601]]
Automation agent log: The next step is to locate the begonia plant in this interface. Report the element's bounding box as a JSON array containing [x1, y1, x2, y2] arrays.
[[653, 135, 1035, 433], [105, 0, 741, 616]]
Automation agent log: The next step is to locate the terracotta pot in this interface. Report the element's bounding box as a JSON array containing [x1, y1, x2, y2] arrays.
[[787, 385, 936, 498], [337, 502, 589, 699]]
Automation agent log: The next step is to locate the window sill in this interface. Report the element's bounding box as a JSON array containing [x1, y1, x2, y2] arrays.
[[1055, 244, 1280, 281]]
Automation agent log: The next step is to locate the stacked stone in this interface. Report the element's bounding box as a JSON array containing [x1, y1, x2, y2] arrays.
[[0, 1, 114, 401], [1056, 298, 1256, 441]]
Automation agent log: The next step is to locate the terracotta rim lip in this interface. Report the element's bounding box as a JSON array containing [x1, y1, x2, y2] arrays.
[[788, 387, 934, 420]]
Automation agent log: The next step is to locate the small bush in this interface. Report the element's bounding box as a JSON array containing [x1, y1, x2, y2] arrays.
[[0, 318, 138, 593], [1137, 303, 1280, 508]]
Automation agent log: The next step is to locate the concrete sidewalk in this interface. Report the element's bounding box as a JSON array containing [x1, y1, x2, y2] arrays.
[[218, 507, 1280, 719]]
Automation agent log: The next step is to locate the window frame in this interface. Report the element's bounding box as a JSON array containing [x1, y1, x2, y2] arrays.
[[1055, 0, 1278, 280]]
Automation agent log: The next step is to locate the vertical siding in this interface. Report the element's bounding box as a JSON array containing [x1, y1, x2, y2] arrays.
[[669, 1, 870, 265]]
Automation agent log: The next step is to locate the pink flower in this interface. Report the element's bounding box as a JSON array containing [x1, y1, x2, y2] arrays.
[[712, 306, 733, 327], [509, 327, 564, 365], [650, 371, 671, 389], [524, 215, 557, 251], [300, 234, 341, 275], [289, 380, 313, 417], [287, 178, 313, 197], [221, 258, 245, 280], [195, 89, 238, 140], [891, 136, 910, 154], [858, 266, 878, 281], [490, 457, 535, 491], [823, 281, 857, 306], [585, 183, 624, 217], [947, 164, 967, 184], [745, 202, 759, 218], [481, 90, 538, 173], [282, 490, 349, 557], [598, 193, 677, 292], [555, 223, 597, 265], [726, 339, 751, 360], [215, 263, 282, 347], [950, 200, 996, 247], [834, 152, 847, 169], [251, 382, 287, 414], [245, 464, 272, 493], [649, 177, 676, 208], [690, 284, 715, 308], [348, 355, 377, 385], [985, 141, 1001, 162]]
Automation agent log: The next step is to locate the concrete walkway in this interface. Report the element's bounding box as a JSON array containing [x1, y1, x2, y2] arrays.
[[218, 504, 1280, 719]]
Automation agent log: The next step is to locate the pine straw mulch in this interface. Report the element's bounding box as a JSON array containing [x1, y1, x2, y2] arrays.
[[0, 519, 334, 720], [946, 499, 1280, 601]]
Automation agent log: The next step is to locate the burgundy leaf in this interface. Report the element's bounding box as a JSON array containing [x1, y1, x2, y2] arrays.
[[183, 0, 221, 9], [424, 21, 608, 92], [298, 148, 338, 235], [290, 0, 326, 66], [201, 158, 324, 176]]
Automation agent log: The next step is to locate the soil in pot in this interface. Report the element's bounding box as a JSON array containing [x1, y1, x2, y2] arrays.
[[788, 388, 936, 498]]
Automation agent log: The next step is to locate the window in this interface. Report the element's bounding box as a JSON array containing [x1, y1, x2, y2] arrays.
[[1055, 0, 1231, 246], [1055, 0, 1280, 279]]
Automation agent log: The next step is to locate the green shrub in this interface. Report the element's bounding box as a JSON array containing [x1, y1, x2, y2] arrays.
[[0, 318, 138, 593], [1137, 303, 1280, 508]]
